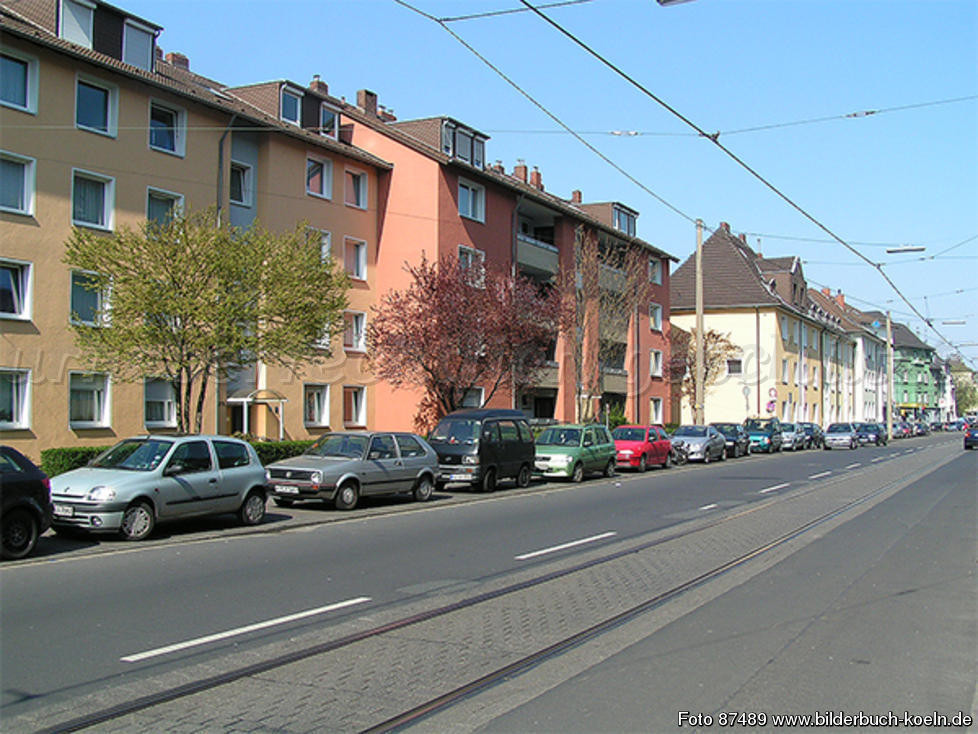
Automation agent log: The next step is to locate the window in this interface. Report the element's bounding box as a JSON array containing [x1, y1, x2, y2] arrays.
[[167, 440, 212, 473], [455, 130, 472, 162], [144, 378, 176, 427], [70, 270, 105, 325], [213, 440, 251, 469], [461, 388, 483, 408], [306, 158, 332, 199], [307, 228, 331, 263], [303, 384, 330, 426], [782, 358, 789, 384], [343, 386, 365, 426], [229, 162, 252, 206], [343, 311, 366, 351], [458, 245, 485, 287], [780, 315, 788, 340], [458, 179, 484, 221], [72, 169, 114, 230], [345, 169, 367, 209], [395, 434, 425, 458], [1, 50, 38, 113], [281, 88, 301, 125], [319, 103, 339, 138], [76, 77, 116, 136], [648, 257, 662, 285], [0, 259, 32, 320], [123, 20, 154, 71], [60, 0, 94, 47], [0, 369, 30, 429], [794, 361, 800, 386], [0, 151, 35, 215], [650, 349, 663, 377], [147, 188, 182, 226], [69, 372, 109, 427], [443, 123, 486, 167], [149, 101, 185, 155], [613, 207, 636, 237], [650, 397, 663, 424], [648, 303, 662, 331], [727, 359, 742, 375], [345, 238, 367, 280]]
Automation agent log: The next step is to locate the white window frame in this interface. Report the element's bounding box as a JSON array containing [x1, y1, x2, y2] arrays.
[[648, 257, 662, 285], [0, 150, 36, 216], [344, 237, 367, 281], [75, 73, 118, 137], [343, 385, 366, 427], [303, 384, 330, 427], [307, 227, 331, 263], [650, 396, 663, 424], [70, 268, 107, 326], [649, 349, 663, 378], [144, 378, 177, 428], [0, 367, 31, 429], [727, 358, 742, 376], [71, 168, 115, 231], [148, 99, 186, 157], [122, 19, 155, 71], [458, 178, 485, 222], [458, 245, 486, 287], [280, 87, 302, 126], [343, 311, 366, 352], [780, 315, 788, 340], [146, 186, 184, 226], [59, 0, 95, 48], [306, 156, 332, 200], [472, 138, 485, 169], [461, 387, 484, 409], [782, 358, 789, 384], [319, 103, 339, 139], [648, 302, 662, 331], [344, 168, 367, 209], [68, 371, 110, 429], [613, 207, 636, 237], [229, 160, 253, 207], [0, 258, 33, 321], [0, 48, 39, 114]]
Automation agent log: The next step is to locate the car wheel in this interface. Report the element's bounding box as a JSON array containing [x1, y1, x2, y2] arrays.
[[413, 475, 434, 502], [571, 463, 584, 483], [850, 440, 857, 450], [273, 498, 294, 508], [335, 482, 359, 510], [719, 446, 727, 461], [638, 454, 647, 472], [238, 490, 266, 526], [516, 464, 531, 488], [120, 501, 155, 541], [703, 451, 710, 464], [2, 508, 39, 560], [662, 451, 671, 468], [480, 468, 497, 493], [603, 458, 616, 478]]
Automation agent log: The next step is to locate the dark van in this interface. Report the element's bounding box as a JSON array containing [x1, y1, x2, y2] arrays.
[[429, 409, 535, 492]]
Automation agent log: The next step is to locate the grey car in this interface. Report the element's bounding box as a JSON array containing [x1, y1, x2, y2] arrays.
[[823, 422, 859, 450], [50, 435, 268, 540], [671, 425, 727, 463], [265, 432, 438, 511]]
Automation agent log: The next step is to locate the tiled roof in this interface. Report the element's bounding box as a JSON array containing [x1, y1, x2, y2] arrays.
[[807, 289, 879, 337], [857, 311, 934, 351], [756, 256, 796, 272]]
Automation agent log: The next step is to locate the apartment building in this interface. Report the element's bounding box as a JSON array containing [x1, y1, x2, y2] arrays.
[[0, 0, 390, 459]]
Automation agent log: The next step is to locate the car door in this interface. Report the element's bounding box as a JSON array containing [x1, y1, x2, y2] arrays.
[[362, 434, 403, 496], [481, 421, 502, 476], [650, 427, 666, 463], [582, 427, 598, 471], [211, 439, 257, 511], [158, 440, 222, 519], [394, 434, 430, 486], [496, 420, 521, 479]]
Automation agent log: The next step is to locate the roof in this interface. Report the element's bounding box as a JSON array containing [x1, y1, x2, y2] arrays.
[[857, 312, 934, 351], [806, 289, 882, 339], [441, 409, 528, 420]]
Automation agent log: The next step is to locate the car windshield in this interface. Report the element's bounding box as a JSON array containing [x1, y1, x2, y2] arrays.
[[712, 424, 738, 437], [91, 438, 174, 471], [673, 426, 706, 437], [612, 427, 646, 442], [782, 423, 795, 431], [856, 423, 873, 431], [429, 419, 480, 444], [537, 427, 582, 446], [744, 419, 774, 432], [827, 424, 851, 433], [305, 434, 368, 459]]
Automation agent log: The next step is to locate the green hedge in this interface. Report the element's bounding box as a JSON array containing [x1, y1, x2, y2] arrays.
[[40, 439, 316, 477]]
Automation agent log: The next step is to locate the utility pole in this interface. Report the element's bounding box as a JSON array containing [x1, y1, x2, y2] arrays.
[[886, 311, 894, 441], [695, 218, 705, 425]]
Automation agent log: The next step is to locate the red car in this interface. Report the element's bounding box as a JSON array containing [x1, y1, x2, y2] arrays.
[[612, 425, 672, 471]]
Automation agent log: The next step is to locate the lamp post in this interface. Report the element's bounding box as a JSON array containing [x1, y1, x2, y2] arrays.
[[694, 219, 704, 425]]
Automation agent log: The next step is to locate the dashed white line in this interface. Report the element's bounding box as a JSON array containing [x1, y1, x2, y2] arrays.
[[515, 532, 617, 561], [845, 463, 861, 469], [699, 503, 719, 511], [759, 483, 790, 494], [808, 471, 832, 479], [121, 597, 372, 663], [871, 456, 886, 463]]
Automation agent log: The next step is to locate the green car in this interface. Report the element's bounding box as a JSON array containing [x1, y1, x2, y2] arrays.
[[533, 424, 617, 482]]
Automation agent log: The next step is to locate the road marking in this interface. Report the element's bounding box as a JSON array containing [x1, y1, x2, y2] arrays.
[[121, 597, 372, 663], [759, 483, 789, 494], [699, 503, 718, 511], [808, 471, 832, 479], [845, 463, 861, 469], [871, 456, 886, 463], [515, 532, 617, 561]]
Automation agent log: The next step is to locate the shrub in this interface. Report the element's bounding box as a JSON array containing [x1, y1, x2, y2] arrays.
[[41, 446, 110, 477], [249, 440, 316, 466]]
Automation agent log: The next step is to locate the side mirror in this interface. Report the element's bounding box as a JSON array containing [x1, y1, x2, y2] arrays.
[[163, 463, 181, 477]]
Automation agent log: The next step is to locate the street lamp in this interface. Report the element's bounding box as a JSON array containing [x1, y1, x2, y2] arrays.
[[885, 245, 926, 254]]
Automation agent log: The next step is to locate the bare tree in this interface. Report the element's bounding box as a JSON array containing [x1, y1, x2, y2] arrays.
[[668, 327, 740, 421]]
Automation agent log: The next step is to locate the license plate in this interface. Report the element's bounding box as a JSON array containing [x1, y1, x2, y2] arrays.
[[535, 463, 549, 471], [447, 474, 470, 481], [53, 503, 74, 518], [274, 485, 300, 495]]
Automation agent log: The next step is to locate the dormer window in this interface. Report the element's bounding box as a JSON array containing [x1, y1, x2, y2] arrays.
[[281, 88, 302, 126], [319, 103, 339, 138], [613, 206, 636, 237], [60, 0, 95, 48], [441, 121, 486, 168], [123, 20, 155, 71]]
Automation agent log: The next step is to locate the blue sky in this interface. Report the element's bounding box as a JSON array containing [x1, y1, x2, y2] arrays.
[[125, 0, 976, 364]]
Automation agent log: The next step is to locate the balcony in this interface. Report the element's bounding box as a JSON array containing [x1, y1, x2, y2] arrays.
[[517, 232, 559, 277]]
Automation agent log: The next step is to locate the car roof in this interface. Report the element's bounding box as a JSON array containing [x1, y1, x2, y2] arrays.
[[441, 409, 527, 420]]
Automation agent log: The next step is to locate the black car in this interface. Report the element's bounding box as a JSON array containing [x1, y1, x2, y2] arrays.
[[709, 422, 751, 458], [854, 422, 886, 446], [798, 422, 823, 449], [429, 409, 535, 492], [1, 446, 53, 560], [964, 425, 978, 450]]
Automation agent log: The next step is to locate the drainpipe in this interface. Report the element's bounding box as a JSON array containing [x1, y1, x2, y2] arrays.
[[511, 193, 525, 410], [755, 307, 761, 415], [216, 114, 238, 226]]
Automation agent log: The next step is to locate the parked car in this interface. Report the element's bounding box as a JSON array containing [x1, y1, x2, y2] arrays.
[[895, 422, 913, 439], [929, 421, 944, 432], [964, 425, 978, 450], [798, 422, 824, 449], [671, 425, 726, 463], [1, 446, 53, 560], [854, 422, 886, 446], [428, 409, 535, 492], [823, 422, 859, 450], [266, 431, 438, 510], [709, 422, 751, 458], [534, 424, 616, 482], [743, 417, 783, 453], [914, 422, 929, 436], [50, 435, 268, 540], [780, 422, 806, 451], [612, 425, 672, 471]]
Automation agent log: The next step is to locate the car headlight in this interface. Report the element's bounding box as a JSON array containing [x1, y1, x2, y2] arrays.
[[264, 469, 272, 482], [86, 486, 116, 502], [462, 455, 479, 465], [760, 436, 770, 443], [619, 449, 633, 457], [553, 455, 572, 466], [310, 471, 323, 485]]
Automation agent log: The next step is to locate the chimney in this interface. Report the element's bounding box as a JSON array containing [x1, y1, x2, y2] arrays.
[[155, 46, 163, 61], [357, 89, 378, 117], [529, 166, 543, 191], [821, 287, 832, 297], [378, 105, 397, 122], [491, 160, 505, 174], [309, 75, 329, 96], [165, 51, 189, 70], [720, 221, 730, 233], [571, 189, 582, 204], [835, 290, 845, 308], [513, 159, 527, 183]]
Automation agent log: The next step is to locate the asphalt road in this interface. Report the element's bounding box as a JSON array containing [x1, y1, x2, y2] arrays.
[[0, 434, 970, 729]]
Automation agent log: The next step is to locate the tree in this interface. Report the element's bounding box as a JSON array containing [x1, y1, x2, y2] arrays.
[[668, 327, 740, 419], [367, 254, 567, 431], [955, 380, 977, 415], [64, 208, 348, 433]]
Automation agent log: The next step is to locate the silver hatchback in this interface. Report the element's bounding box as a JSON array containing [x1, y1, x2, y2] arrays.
[[265, 432, 439, 511], [50, 436, 268, 540]]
